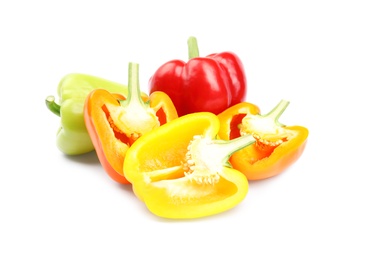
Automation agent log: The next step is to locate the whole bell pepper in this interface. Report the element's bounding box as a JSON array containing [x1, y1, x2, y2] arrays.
[[148, 36, 247, 116], [217, 100, 309, 180], [123, 112, 256, 219], [84, 62, 178, 184], [46, 73, 129, 155]]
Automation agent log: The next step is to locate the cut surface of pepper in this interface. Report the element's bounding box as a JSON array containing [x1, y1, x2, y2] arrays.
[[123, 112, 255, 219], [45, 73, 129, 155], [218, 100, 309, 180], [84, 62, 178, 184]]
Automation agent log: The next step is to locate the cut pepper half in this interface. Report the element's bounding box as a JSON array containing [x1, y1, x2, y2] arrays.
[[218, 100, 309, 180], [84, 62, 178, 184], [123, 112, 255, 219]]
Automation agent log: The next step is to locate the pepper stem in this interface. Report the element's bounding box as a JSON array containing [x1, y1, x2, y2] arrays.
[[187, 36, 199, 59], [210, 134, 256, 164], [45, 95, 61, 117], [187, 134, 256, 177], [121, 62, 146, 108], [263, 99, 290, 126], [113, 62, 160, 138]]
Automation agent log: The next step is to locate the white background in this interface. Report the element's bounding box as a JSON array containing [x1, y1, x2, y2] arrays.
[[1, 0, 364, 259]]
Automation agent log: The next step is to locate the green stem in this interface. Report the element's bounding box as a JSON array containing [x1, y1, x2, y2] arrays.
[[45, 96, 61, 117], [193, 134, 255, 172], [121, 62, 146, 107], [212, 134, 256, 161], [187, 134, 256, 176], [263, 99, 290, 126], [187, 36, 199, 59]]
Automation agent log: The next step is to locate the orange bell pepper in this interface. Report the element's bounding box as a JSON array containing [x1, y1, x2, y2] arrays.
[[84, 62, 178, 184], [123, 112, 256, 219], [218, 100, 309, 180]]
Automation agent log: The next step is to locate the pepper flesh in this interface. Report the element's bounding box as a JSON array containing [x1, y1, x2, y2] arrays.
[[148, 36, 247, 116], [218, 100, 309, 180], [45, 73, 129, 155], [84, 62, 178, 184], [123, 112, 255, 219]]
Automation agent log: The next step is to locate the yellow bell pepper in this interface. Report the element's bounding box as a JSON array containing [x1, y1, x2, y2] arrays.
[[123, 112, 256, 219]]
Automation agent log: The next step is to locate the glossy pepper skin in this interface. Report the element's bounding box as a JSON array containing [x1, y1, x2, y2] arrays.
[[123, 112, 256, 219], [84, 62, 178, 184], [218, 100, 309, 180], [148, 36, 247, 116], [46, 73, 128, 155]]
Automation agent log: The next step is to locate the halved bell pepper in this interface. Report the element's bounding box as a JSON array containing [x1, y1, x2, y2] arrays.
[[84, 62, 178, 184], [123, 112, 256, 219], [46, 73, 129, 155], [218, 100, 309, 180]]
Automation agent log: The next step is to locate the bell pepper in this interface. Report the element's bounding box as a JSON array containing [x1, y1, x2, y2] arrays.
[[148, 36, 247, 116], [45, 73, 129, 155], [84, 62, 178, 184], [123, 112, 256, 219], [217, 100, 309, 180]]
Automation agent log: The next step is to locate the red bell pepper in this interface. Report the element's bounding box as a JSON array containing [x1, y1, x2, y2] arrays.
[[148, 36, 247, 116]]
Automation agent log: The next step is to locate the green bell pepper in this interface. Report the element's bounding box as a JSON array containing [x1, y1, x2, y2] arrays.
[[46, 73, 128, 155]]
